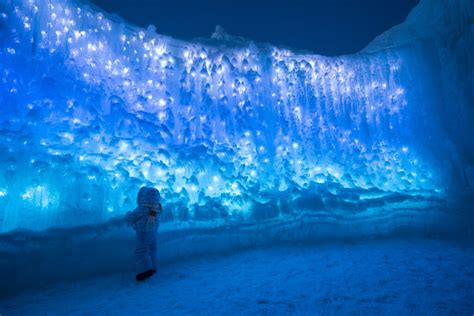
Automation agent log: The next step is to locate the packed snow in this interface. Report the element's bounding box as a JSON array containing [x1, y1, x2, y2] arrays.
[[2, 238, 473, 315]]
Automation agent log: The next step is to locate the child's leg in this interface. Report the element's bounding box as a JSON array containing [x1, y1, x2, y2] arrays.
[[135, 232, 154, 273], [149, 232, 158, 270]]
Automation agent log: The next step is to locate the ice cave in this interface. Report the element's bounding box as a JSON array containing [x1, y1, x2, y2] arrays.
[[0, 0, 473, 314]]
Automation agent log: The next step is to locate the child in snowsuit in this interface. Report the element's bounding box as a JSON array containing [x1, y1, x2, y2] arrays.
[[125, 186, 163, 281]]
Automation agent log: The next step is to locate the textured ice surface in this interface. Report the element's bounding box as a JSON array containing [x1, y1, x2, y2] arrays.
[[0, 0, 472, 232]]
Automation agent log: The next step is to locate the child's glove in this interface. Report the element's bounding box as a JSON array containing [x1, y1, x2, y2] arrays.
[[146, 205, 160, 231]]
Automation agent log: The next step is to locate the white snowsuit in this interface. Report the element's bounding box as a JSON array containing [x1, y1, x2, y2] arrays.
[[125, 187, 161, 272]]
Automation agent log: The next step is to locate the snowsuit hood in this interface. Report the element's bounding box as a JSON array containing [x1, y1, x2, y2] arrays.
[[136, 187, 160, 207], [126, 187, 161, 232]]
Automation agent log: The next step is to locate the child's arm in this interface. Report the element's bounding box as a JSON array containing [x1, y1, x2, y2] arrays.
[[145, 203, 163, 218], [125, 208, 140, 226], [158, 203, 163, 215]]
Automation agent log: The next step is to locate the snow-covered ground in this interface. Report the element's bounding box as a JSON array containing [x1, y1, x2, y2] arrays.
[[2, 238, 473, 315]]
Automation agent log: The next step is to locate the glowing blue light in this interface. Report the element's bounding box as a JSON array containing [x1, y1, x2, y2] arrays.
[[0, 0, 450, 232]]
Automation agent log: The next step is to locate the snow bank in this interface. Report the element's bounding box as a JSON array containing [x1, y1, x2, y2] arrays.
[[0, 198, 463, 297]]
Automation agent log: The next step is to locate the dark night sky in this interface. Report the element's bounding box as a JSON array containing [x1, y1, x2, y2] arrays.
[[88, 0, 419, 56]]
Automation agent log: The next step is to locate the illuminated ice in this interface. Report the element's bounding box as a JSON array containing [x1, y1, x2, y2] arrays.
[[0, 0, 472, 232]]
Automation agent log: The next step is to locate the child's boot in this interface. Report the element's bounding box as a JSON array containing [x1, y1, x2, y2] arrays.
[[136, 269, 156, 281]]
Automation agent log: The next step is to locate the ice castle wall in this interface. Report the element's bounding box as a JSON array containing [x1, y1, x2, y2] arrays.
[[365, 0, 474, 194], [1, 0, 467, 233]]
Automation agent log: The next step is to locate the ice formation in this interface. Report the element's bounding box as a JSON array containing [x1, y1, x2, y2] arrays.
[[0, 0, 472, 233]]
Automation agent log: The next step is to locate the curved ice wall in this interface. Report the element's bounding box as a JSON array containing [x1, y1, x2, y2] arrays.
[[0, 0, 469, 232]]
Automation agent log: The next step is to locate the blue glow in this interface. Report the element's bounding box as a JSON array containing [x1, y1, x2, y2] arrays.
[[0, 0, 454, 232]]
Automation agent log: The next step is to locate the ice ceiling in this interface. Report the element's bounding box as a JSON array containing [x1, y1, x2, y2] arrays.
[[0, 0, 454, 232]]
